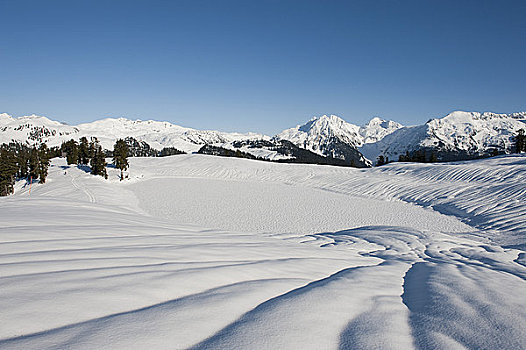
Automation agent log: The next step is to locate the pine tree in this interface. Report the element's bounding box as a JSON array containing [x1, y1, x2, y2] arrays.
[[415, 150, 426, 162], [17, 149, 29, 179], [64, 139, 79, 165], [28, 147, 40, 181], [376, 155, 386, 166], [400, 150, 410, 162], [89, 137, 98, 159], [38, 144, 50, 183], [90, 144, 107, 179], [0, 147, 18, 196], [78, 137, 90, 165], [112, 139, 129, 181], [515, 129, 525, 153]]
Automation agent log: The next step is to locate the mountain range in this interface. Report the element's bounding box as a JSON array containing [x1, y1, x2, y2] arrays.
[[1, 110, 525, 166]]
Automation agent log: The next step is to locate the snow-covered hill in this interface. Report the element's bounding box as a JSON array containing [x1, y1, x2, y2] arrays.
[[0, 114, 267, 153], [361, 111, 526, 162], [1, 154, 525, 349], [0, 114, 80, 144]]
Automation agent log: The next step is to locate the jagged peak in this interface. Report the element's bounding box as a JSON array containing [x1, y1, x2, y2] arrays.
[[363, 116, 403, 129]]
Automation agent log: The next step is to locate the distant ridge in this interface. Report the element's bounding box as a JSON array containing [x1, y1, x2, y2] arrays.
[[1, 110, 525, 165]]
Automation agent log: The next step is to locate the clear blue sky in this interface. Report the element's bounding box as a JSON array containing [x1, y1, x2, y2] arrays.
[[1, 0, 525, 135]]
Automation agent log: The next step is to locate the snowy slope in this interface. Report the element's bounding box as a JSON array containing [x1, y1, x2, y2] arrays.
[[361, 111, 526, 162], [0, 113, 15, 126], [1, 154, 525, 349], [0, 114, 267, 153], [0, 114, 80, 145], [276, 114, 402, 150]]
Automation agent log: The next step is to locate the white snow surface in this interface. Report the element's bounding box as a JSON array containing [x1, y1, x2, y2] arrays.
[[1, 154, 526, 349]]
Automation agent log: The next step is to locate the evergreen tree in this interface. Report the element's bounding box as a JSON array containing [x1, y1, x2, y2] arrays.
[[28, 147, 40, 180], [89, 137, 98, 159], [64, 139, 79, 165], [515, 129, 525, 153], [78, 137, 90, 165], [17, 149, 29, 179], [415, 150, 426, 162], [112, 139, 129, 181], [38, 144, 50, 183], [398, 151, 410, 162], [48, 146, 61, 159], [90, 143, 107, 179], [158, 147, 185, 157], [0, 147, 18, 196], [376, 155, 386, 166]]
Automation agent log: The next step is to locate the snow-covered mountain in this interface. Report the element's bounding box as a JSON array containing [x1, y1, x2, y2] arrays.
[[277, 115, 402, 150], [359, 117, 403, 144], [277, 115, 362, 150], [276, 112, 526, 165], [2, 110, 525, 165], [275, 114, 402, 166], [360, 111, 526, 162], [0, 114, 268, 153]]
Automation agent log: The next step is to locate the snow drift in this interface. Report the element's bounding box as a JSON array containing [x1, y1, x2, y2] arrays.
[[1, 154, 525, 349]]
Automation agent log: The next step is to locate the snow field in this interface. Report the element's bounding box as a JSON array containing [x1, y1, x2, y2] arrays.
[[1, 154, 525, 349]]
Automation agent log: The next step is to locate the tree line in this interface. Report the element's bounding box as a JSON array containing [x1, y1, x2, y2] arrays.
[[0, 138, 131, 197], [0, 143, 51, 196], [61, 137, 129, 180], [62, 137, 109, 178]]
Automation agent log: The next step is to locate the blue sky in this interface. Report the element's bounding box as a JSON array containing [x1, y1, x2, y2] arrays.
[[1, 0, 525, 135]]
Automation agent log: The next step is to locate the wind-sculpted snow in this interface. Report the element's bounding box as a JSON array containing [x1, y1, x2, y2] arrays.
[[1, 155, 525, 349], [128, 154, 526, 245]]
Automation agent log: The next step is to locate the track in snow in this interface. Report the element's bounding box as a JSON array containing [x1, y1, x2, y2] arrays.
[[70, 175, 96, 203], [1, 155, 525, 349]]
